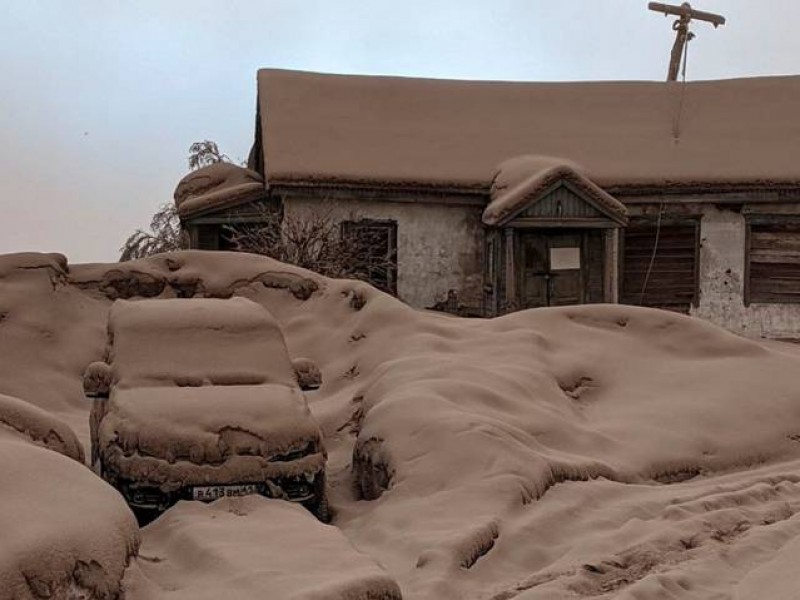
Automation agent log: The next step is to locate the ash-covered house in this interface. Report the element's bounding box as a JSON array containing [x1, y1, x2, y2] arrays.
[[174, 69, 800, 338]]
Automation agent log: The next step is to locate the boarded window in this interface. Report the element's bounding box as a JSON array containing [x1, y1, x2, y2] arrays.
[[747, 222, 800, 304], [341, 220, 398, 295], [620, 220, 698, 313]]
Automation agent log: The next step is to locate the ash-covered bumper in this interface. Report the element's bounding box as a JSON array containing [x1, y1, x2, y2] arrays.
[[116, 466, 325, 512]]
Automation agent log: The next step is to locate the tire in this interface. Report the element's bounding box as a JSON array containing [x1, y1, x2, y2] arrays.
[[312, 492, 331, 523], [308, 472, 331, 523]]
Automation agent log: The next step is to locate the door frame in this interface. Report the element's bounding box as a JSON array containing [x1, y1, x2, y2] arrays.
[[487, 225, 620, 314]]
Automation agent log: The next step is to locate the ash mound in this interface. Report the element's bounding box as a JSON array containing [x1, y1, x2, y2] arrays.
[[2, 250, 800, 599], [0, 393, 138, 599]]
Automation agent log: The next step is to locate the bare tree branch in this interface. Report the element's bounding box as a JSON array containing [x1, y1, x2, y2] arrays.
[[188, 140, 231, 170], [120, 138, 231, 261], [222, 203, 397, 292], [119, 203, 187, 262]]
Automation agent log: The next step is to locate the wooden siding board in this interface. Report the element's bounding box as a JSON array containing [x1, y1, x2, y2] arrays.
[[506, 218, 619, 228], [483, 229, 502, 316], [744, 221, 752, 306], [750, 232, 800, 249], [523, 186, 606, 220], [749, 250, 800, 263], [504, 229, 516, 312]]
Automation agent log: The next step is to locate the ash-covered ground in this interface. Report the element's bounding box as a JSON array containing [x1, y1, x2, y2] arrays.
[[3, 250, 800, 599]]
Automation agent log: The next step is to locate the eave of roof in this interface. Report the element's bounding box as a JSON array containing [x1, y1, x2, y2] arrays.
[[269, 175, 800, 202]]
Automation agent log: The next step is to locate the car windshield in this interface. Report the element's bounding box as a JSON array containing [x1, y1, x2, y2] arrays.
[[109, 299, 297, 388]]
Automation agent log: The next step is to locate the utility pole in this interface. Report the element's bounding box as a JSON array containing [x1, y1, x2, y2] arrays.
[[648, 2, 725, 81]]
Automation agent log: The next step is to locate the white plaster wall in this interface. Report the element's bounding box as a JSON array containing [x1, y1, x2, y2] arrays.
[[284, 197, 485, 311], [692, 205, 800, 338]]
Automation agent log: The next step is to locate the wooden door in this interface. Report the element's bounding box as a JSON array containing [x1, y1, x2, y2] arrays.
[[547, 233, 583, 306], [519, 232, 585, 308], [521, 235, 548, 308]]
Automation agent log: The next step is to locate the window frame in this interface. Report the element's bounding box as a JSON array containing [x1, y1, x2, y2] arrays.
[[340, 219, 399, 296]]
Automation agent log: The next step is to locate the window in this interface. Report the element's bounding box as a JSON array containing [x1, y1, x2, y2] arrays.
[[620, 219, 699, 313], [341, 220, 398, 295], [746, 221, 800, 304]]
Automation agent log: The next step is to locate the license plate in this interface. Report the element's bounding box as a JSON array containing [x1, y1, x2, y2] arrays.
[[192, 484, 260, 501]]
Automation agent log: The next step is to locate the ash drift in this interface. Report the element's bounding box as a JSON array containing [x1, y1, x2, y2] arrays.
[[4, 251, 800, 598]]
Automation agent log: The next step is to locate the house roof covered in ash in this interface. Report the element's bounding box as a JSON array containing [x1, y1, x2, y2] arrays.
[[257, 69, 800, 193]]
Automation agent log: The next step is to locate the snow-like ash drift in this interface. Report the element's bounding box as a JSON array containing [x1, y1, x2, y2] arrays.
[[125, 496, 401, 599], [3, 250, 800, 599]]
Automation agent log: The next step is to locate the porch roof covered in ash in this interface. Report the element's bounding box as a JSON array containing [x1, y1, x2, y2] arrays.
[[483, 156, 628, 227], [256, 69, 800, 194], [174, 163, 265, 219]]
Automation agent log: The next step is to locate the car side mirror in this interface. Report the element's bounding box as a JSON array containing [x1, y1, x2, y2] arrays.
[[83, 361, 112, 398], [292, 358, 322, 391]]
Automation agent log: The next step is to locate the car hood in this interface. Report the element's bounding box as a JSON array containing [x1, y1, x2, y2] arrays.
[[98, 384, 321, 466]]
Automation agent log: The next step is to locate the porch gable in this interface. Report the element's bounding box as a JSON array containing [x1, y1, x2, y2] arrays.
[[482, 156, 628, 228], [505, 180, 625, 228]]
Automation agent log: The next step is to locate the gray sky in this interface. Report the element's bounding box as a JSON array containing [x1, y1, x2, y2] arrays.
[[2, 1, 799, 263]]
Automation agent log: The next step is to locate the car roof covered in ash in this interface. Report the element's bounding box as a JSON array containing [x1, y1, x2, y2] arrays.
[[108, 298, 297, 389]]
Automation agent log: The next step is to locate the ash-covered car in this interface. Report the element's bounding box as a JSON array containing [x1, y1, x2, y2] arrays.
[[84, 297, 328, 522]]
